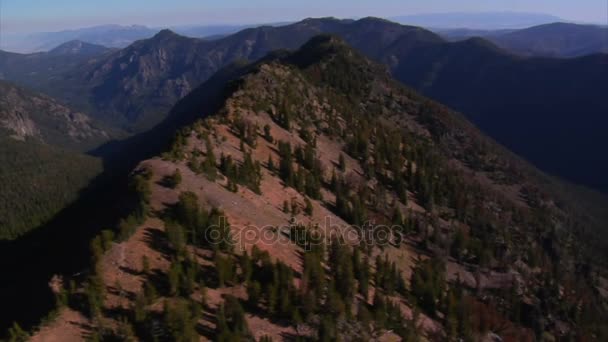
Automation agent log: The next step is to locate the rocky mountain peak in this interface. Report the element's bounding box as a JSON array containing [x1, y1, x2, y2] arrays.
[[151, 29, 182, 41]]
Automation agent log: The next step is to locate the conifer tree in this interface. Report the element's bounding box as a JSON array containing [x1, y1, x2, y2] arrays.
[[267, 154, 275, 172], [263, 124, 273, 143], [278, 141, 294, 186], [304, 198, 314, 216], [203, 136, 217, 180], [7, 322, 29, 342], [338, 153, 346, 172], [168, 168, 182, 188]]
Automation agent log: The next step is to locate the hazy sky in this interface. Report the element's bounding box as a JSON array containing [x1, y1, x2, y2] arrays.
[[1, 0, 607, 33]]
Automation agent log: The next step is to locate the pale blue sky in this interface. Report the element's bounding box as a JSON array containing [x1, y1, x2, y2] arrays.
[[1, 0, 607, 33]]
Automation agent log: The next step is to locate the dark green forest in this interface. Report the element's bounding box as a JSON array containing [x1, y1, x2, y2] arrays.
[[0, 135, 102, 239]]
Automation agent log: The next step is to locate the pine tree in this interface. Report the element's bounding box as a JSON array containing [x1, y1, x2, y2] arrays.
[[278, 141, 294, 186], [304, 198, 314, 216], [85, 275, 104, 319], [203, 136, 217, 181], [338, 153, 346, 172], [215, 253, 235, 288], [164, 299, 199, 342], [356, 254, 370, 301], [8, 322, 29, 342], [134, 292, 147, 323], [267, 154, 275, 172], [263, 124, 273, 143], [410, 257, 446, 317], [328, 239, 355, 303], [144, 282, 157, 305], [283, 200, 290, 214], [318, 315, 337, 342], [166, 221, 187, 255], [247, 281, 262, 309], [142, 255, 150, 275], [168, 168, 182, 188], [373, 293, 388, 329], [169, 260, 183, 296]]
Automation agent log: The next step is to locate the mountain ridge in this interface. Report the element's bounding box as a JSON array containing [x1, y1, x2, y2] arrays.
[[3, 17, 608, 193], [20, 34, 608, 341]]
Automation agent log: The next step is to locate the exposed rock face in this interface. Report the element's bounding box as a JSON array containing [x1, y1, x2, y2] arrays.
[[62, 18, 440, 131], [0, 80, 108, 149]]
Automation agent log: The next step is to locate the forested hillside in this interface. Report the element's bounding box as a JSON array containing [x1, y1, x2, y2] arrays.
[[21, 17, 608, 193], [0, 134, 102, 240], [20, 36, 607, 342]]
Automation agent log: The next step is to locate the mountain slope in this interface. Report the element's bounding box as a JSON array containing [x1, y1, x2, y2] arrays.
[[48, 40, 112, 57], [0, 81, 107, 239], [0, 42, 112, 92], [52, 18, 441, 131], [21, 35, 608, 342], [20, 17, 608, 192], [383, 38, 608, 192], [490, 22, 608, 57], [0, 80, 108, 150], [72, 30, 211, 130], [0, 135, 102, 240]]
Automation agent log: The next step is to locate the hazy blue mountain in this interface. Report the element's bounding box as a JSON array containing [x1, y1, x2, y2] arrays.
[[390, 12, 563, 29], [1, 23, 291, 53], [2, 25, 158, 53], [437, 22, 608, 57], [434, 28, 515, 41], [0, 41, 112, 93], [490, 22, 608, 57], [47, 40, 113, 56], [172, 22, 293, 39]]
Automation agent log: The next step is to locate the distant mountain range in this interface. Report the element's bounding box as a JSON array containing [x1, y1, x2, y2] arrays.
[[1, 23, 284, 53], [47, 40, 113, 57], [4, 14, 605, 58], [390, 12, 563, 29], [1, 17, 607, 194], [0, 11, 579, 54], [0, 40, 113, 91], [438, 22, 608, 57], [2, 25, 157, 53]]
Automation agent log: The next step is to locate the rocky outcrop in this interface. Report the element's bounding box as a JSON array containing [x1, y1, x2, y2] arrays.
[[0, 80, 108, 149]]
